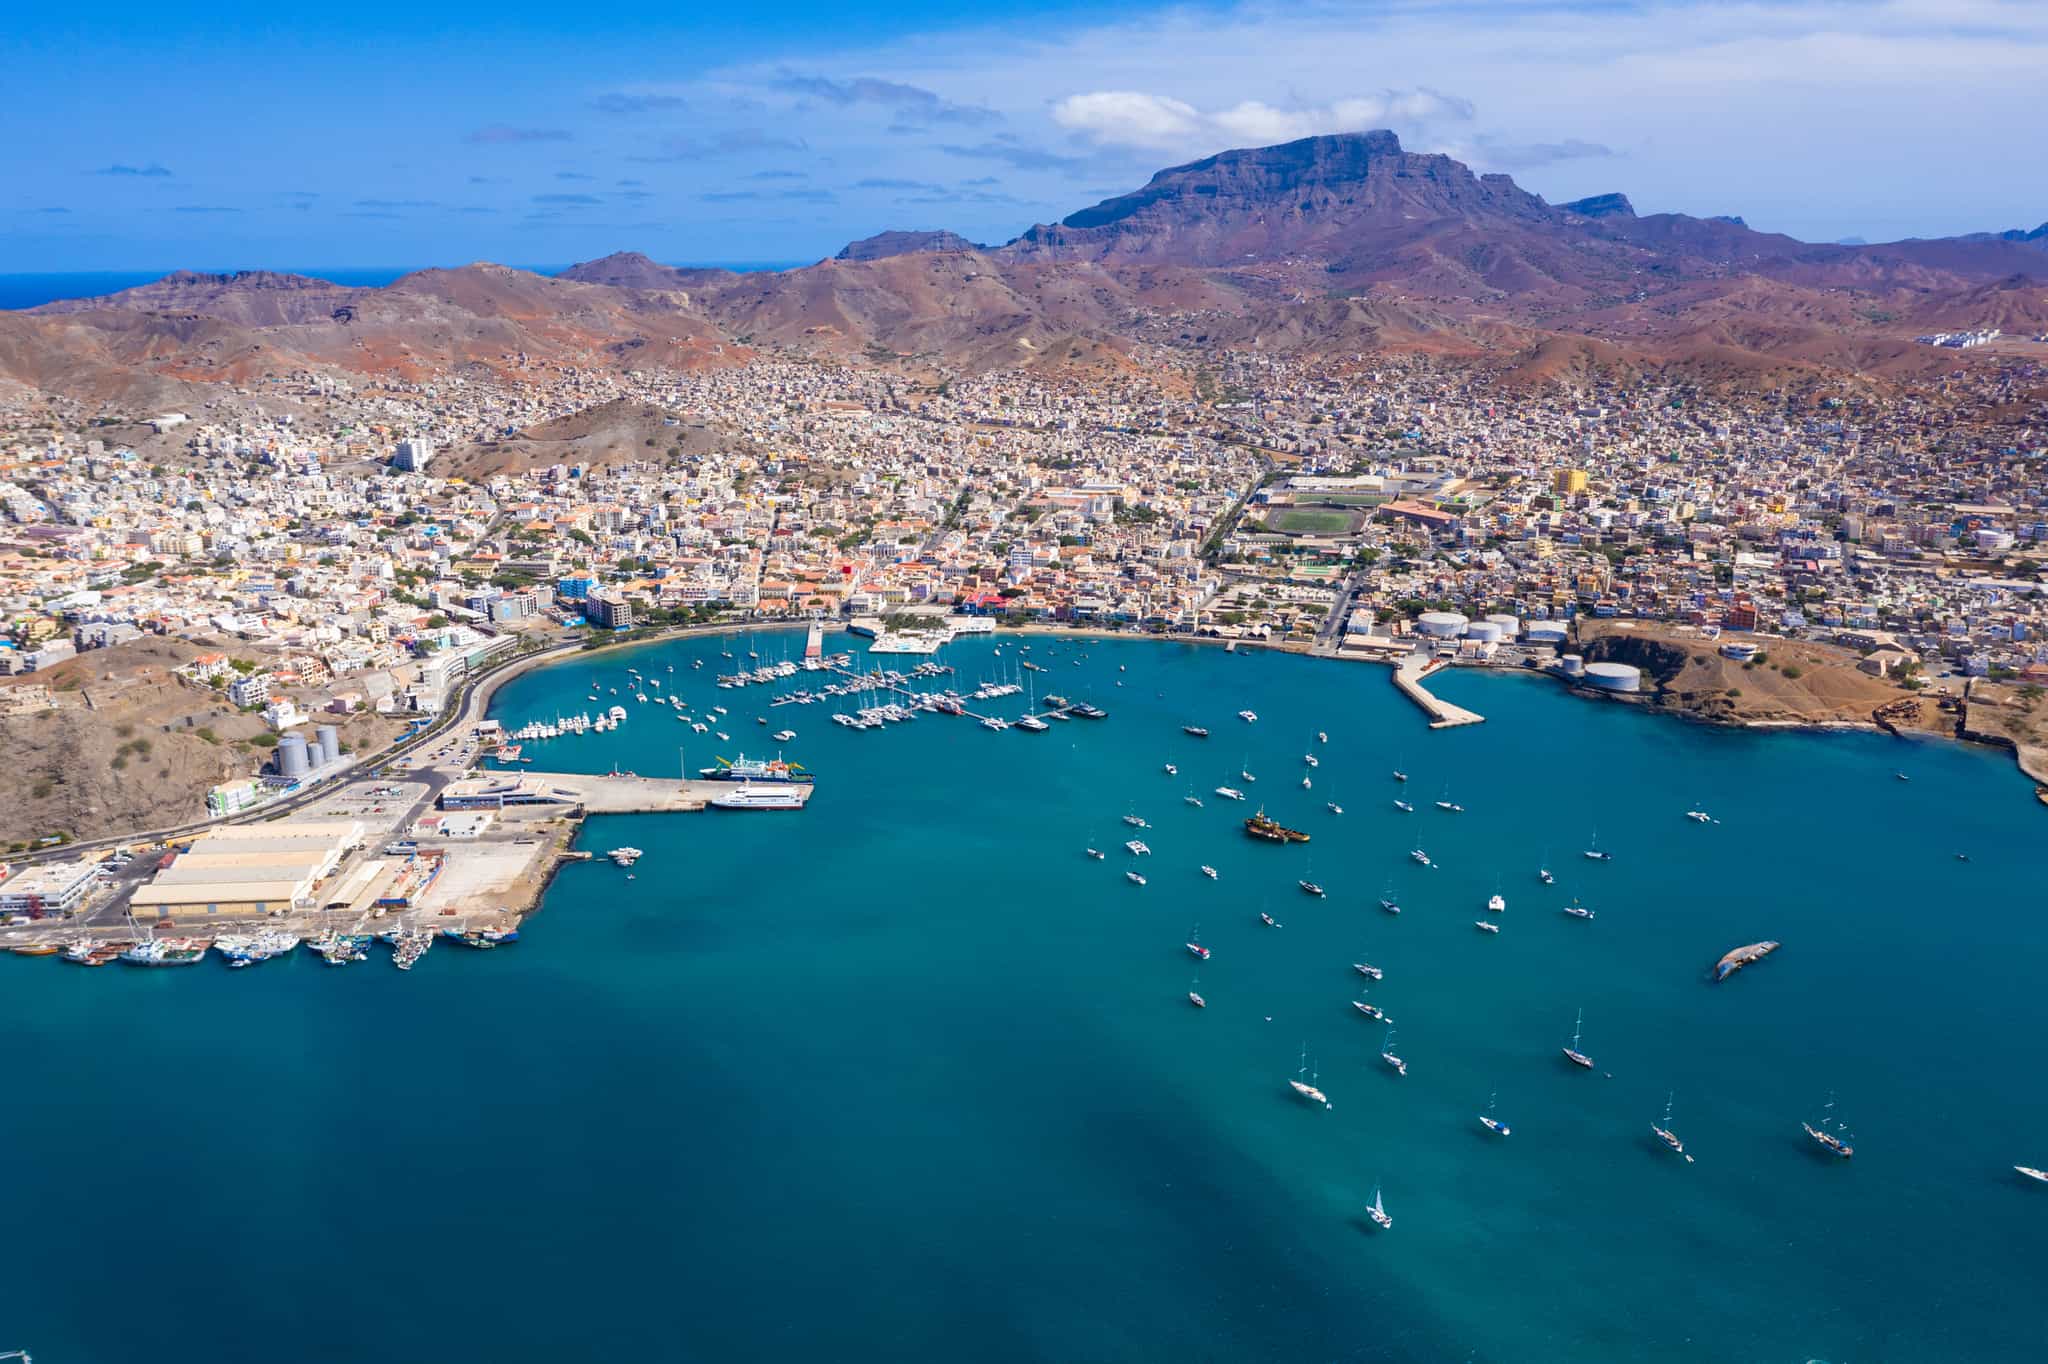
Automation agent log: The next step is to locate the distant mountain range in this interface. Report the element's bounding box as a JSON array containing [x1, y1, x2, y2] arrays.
[[5, 131, 2044, 405]]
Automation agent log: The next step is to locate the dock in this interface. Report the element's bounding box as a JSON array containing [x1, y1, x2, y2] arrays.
[[1393, 654, 1486, 729], [441, 771, 814, 813]]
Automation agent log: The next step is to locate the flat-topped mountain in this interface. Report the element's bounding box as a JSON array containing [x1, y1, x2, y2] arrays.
[[835, 230, 983, 262]]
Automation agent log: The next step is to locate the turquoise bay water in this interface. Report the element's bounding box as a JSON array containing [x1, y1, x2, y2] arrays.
[[5, 635, 2045, 1362]]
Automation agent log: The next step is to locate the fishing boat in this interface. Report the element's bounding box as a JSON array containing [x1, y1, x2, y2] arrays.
[[1200, 865, 1218, 880], [1653, 1093, 1694, 1163], [1562, 897, 1595, 920], [1259, 911, 1282, 928], [1353, 960, 1383, 981], [1487, 893, 1506, 913], [1802, 1094, 1855, 1158], [1474, 919, 1500, 934], [1479, 1093, 1511, 1137], [1562, 1010, 1595, 1069], [9, 943, 60, 957], [1289, 1047, 1330, 1108], [1366, 1185, 1392, 1231], [1380, 1029, 1407, 1077]]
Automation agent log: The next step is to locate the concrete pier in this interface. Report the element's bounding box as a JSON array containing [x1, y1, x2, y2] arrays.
[[1393, 654, 1486, 729], [442, 771, 814, 813]]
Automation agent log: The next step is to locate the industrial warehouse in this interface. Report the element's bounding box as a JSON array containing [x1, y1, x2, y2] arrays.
[[128, 819, 364, 920]]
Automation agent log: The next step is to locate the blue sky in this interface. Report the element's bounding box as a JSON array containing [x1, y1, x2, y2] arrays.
[[6, 0, 2044, 271]]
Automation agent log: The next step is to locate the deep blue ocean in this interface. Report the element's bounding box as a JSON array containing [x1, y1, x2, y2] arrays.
[[5, 633, 2044, 1362], [0, 262, 805, 311]]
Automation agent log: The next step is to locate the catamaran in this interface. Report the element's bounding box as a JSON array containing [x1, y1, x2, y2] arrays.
[[1652, 1093, 1695, 1163], [1802, 1093, 1855, 1158], [1289, 1047, 1330, 1108], [1563, 1010, 1595, 1069], [1479, 1093, 1511, 1137], [1124, 840, 1151, 856], [1487, 892, 1506, 913]]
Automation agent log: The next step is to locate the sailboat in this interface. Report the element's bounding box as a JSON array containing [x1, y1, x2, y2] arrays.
[[1366, 1184, 1392, 1230], [1802, 1093, 1855, 1158], [1537, 850, 1555, 885], [1185, 930, 1211, 961], [1435, 783, 1463, 813], [1479, 1092, 1511, 1137], [1652, 1093, 1695, 1163], [1298, 860, 1326, 897], [1378, 881, 1401, 915], [1188, 975, 1206, 1009], [1562, 1009, 1595, 1069], [1289, 1046, 1330, 1108], [1380, 1029, 1408, 1077], [1583, 829, 1612, 861], [2015, 1165, 2048, 1184], [1562, 895, 1595, 920]]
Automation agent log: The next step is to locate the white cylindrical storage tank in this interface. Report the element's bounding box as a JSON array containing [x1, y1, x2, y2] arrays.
[[1465, 621, 1504, 645], [1526, 622, 1568, 646], [1583, 661, 1642, 692], [305, 738, 328, 769], [276, 733, 311, 778], [1485, 613, 1522, 637], [315, 724, 340, 759], [1559, 654, 1586, 677], [1416, 611, 1469, 639]]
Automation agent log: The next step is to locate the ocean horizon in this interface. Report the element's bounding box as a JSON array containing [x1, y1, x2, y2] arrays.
[[5, 633, 2043, 1362], [0, 260, 809, 311]]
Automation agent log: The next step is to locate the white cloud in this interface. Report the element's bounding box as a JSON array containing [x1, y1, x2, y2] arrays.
[[1052, 88, 1473, 151]]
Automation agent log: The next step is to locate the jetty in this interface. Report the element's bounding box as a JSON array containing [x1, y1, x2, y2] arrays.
[[1393, 654, 1486, 729], [1714, 941, 1780, 981]]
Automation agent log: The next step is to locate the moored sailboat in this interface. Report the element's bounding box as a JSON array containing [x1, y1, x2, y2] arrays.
[[1562, 1009, 1595, 1069]]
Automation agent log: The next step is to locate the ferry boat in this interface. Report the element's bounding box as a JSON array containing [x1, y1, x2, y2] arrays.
[[1479, 1093, 1511, 1137], [1289, 1048, 1330, 1108], [1353, 960, 1383, 981], [1215, 786, 1246, 801], [710, 784, 806, 810], [1244, 810, 1310, 843], [1487, 893, 1506, 913], [1366, 1185, 1392, 1231], [699, 754, 813, 784], [1653, 1094, 1695, 1163], [1183, 725, 1210, 738], [1380, 1030, 1407, 1077], [1562, 1010, 1595, 1069], [1802, 1094, 1855, 1158]]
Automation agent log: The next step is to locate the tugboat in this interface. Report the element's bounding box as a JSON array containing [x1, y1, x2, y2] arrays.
[[1802, 1093, 1855, 1158], [1562, 1010, 1595, 1069], [1244, 809, 1311, 844]]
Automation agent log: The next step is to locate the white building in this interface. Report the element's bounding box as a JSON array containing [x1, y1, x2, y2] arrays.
[[393, 438, 435, 472]]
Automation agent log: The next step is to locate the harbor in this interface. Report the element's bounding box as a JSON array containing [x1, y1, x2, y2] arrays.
[[1391, 652, 1487, 728]]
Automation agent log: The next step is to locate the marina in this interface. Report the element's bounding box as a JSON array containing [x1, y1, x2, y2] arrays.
[[4, 631, 2045, 1364]]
